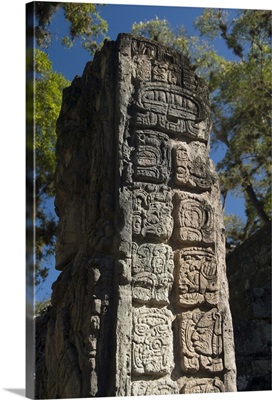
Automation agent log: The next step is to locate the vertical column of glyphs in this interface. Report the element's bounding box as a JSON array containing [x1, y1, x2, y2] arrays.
[[127, 37, 177, 396], [120, 35, 236, 395]]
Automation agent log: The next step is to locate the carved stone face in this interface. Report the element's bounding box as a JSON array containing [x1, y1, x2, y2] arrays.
[[179, 309, 224, 373], [191, 322, 214, 356], [191, 311, 222, 356]]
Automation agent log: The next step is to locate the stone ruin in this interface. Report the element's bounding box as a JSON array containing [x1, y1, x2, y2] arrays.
[[36, 34, 237, 398]]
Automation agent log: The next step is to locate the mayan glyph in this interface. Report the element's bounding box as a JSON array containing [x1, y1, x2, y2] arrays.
[[39, 34, 236, 398]]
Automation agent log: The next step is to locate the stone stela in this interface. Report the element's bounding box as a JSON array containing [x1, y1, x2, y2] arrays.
[[38, 34, 237, 398]]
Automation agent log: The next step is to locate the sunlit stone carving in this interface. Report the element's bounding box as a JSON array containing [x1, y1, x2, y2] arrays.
[[175, 247, 219, 308], [132, 187, 173, 241], [179, 309, 224, 373], [132, 307, 173, 376], [173, 192, 215, 245], [182, 378, 225, 394], [132, 242, 174, 305]]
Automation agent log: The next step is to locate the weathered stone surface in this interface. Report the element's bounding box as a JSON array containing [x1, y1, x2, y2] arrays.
[[131, 242, 174, 305], [227, 221, 271, 391], [132, 307, 174, 377], [36, 34, 237, 398], [178, 308, 225, 373], [175, 247, 218, 308]]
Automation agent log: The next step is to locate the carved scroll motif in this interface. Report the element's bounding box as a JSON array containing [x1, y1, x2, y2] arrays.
[[132, 243, 174, 305], [132, 187, 173, 242], [133, 83, 210, 141], [132, 307, 173, 376], [174, 193, 215, 245], [182, 378, 225, 394], [173, 142, 214, 190], [176, 247, 218, 308], [131, 378, 178, 396], [132, 130, 171, 183], [179, 309, 224, 373]]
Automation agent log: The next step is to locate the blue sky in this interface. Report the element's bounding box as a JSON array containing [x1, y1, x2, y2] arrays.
[[48, 4, 207, 80], [35, 1, 258, 301], [47, 3, 237, 80]]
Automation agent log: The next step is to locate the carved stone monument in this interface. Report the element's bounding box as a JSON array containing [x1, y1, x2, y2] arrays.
[[36, 34, 236, 398]]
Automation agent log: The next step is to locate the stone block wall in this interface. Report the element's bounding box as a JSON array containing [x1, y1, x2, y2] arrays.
[[35, 34, 236, 398], [227, 221, 271, 391]]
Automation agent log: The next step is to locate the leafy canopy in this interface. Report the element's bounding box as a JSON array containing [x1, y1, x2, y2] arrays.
[[31, 3, 109, 286], [35, 2, 108, 54], [195, 9, 271, 239], [35, 49, 70, 286]]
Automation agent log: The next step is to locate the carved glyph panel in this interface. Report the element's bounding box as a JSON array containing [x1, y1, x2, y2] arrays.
[[131, 378, 178, 396], [131, 39, 157, 58], [152, 60, 179, 85], [132, 56, 152, 81], [175, 247, 218, 308], [132, 130, 171, 183], [173, 142, 214, 190], [132, 243, 174, 305], [132, 187, 173, 241], [182, 378, 225, 394], [131, 38, 181, 84], [133, 82, 210, 141], [178, 309, 224, 373], [132, 307, 173, 376], [173, 192, 215, 245]]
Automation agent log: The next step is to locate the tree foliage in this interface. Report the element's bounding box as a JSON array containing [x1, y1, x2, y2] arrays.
[[195, 9, 271, 238], [132, 17, 194, 56], [224, 213, 246, 247], [35, 2, 108, 54], [132, 16, 219, 68], [31, 3, 108, 286], [132, 10, 272, 244], [35, 49, 70, 285]]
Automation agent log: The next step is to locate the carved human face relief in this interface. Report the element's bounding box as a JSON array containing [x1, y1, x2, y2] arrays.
[[178, 309, 224, 373]]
